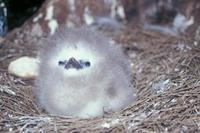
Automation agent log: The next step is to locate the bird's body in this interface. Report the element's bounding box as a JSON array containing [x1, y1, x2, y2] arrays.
[[35, 27, 136, 118]]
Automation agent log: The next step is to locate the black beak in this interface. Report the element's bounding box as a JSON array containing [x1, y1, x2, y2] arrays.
[[65, 57, 83, 70]]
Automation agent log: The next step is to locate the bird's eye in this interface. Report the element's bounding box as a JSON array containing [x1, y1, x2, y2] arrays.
[[58, 60, 66, 66], [85, 61, 90, 67], [79, 60, 91, 68]]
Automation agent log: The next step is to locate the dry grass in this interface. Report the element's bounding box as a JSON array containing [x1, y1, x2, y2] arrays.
[[0, 25, 200, 132]]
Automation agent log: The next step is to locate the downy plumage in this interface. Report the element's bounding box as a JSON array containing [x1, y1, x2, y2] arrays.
[[35, 27, 136, 118]]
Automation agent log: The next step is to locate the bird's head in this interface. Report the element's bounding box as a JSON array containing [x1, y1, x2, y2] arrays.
[[49, 41, 103, 77]]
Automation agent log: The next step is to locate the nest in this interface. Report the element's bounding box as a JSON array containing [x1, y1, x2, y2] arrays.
[[0, 26, 200, 132]]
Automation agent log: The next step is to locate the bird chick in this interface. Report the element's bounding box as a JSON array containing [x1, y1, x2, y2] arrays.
[[35, 27, 136, 118]]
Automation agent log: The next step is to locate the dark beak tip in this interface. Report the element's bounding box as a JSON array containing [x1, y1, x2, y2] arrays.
[[65, 57, 82, 69]]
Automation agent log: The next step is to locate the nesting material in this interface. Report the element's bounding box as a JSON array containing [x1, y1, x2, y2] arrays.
[[1, 24, 200, 132], [35, 27, 136, 118], [8, 56, 39, 79]]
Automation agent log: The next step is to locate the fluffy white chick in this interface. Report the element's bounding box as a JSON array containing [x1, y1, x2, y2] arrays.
[[35, 27, 136, 118]]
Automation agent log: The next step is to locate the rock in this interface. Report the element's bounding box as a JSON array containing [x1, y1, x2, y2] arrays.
[[8, 56, 39, 79]]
